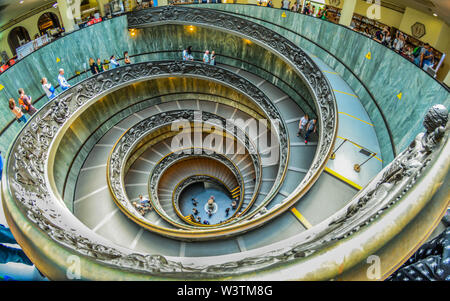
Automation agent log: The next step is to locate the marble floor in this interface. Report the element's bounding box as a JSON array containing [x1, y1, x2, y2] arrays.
[[179, 183, 238, 225]]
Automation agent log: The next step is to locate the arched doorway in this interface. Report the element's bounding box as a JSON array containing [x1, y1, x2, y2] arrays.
[[8, 26, 31, 56], [37, 12, 61, 35]]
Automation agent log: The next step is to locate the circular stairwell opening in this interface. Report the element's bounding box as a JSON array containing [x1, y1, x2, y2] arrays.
[[177, 179, 240, 226]]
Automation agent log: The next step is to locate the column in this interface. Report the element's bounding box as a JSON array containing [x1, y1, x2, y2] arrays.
[[157, 0, 168, 6], [57, 0, 78, 32], [339, 0, 357, 27], [96, 0, 109, 16], [444, 71, 450, 87]]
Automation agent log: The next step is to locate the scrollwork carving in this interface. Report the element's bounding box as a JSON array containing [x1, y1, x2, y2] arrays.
[[3, 12, 341, 274]]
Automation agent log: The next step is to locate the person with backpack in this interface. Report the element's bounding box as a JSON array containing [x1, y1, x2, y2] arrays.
[[18, 88, 36, 116], [96, 58, 104, 72], [413, 44, 424, 67], [321, 7, 328, 20], [304, 118, 317, 144], [297, 114, 309, 138], [58, 68, 71, 91], [89, 57, 99, 75], [420, 43, 434, 71], [41, 77, 56, 100]]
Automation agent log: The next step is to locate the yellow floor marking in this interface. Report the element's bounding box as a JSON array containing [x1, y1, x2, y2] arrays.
[[291, 208, 313, 229], [322, 70, 338, 75], [333, 89, 358, 98], [324, 167, 362, 191], [339, 112, 374, 127]]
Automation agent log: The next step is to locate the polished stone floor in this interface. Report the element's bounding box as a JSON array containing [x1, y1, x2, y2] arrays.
[[179, 183, 238, 225]]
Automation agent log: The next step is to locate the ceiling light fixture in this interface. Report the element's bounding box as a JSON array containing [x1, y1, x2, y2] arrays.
[[433, 13, 438, 17], [19, 0, 24, 3]]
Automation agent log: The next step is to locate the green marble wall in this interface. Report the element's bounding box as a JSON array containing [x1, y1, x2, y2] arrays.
[[195, 4, 450, 163], [2, 5, 448, 164], [0, 17, 314, 156]]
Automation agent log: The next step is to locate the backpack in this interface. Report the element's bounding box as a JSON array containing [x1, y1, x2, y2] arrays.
[[18, 95, 30, 112], [413, 47, 422, 58]]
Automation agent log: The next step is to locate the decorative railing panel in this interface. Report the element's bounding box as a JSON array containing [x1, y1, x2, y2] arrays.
[[1, 13, 447, 277]]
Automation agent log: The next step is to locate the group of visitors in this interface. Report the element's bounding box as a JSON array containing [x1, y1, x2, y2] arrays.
[[189, 195, 238, 225], [40, 77, 56, 100], [89, 52, 130, 75], [38, 68, 70, 103], [352, 25, 437, 71], [202, 50, 216, 65], [132, 194, 152, 216], [297, 113, 317, 144], [183, 46, 216, 65], [298, 2, 329, 19], [8, 51, 133, 124], [413, 43, 436, 71], [191, 196, 215, 224], [256, 0, 438, 72], [258, 1, 329, 20]]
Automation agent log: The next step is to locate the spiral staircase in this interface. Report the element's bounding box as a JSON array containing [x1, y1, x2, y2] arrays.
[[1, 6, 449, 281]]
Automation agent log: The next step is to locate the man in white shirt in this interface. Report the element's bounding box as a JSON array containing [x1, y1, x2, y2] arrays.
[[297, 114, 309, 138], [393, 32, 405, 53], [110, 55, 120, 69], [282, 0, 290, 10], [58, 69, 70, 91], [203, 50, 210, 64]]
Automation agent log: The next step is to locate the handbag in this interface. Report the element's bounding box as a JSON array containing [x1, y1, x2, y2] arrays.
[[49, 86, 55, 93]]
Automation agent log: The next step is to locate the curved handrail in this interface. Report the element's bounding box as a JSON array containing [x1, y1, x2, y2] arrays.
[[2, 7, 345, 277], [102, 64, 293, 237], [3, 102, 447, 279], [62, 91, 269, 203], [152, 149, 252, 228], [188, 3, 449, 92], [0, 5, 447, 280], [190, 4, 397, 158], [127, 6, 339, 223], [109, 120, 256, 231], [4, 60, 310, 238], [0, 51, 309, 151]]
